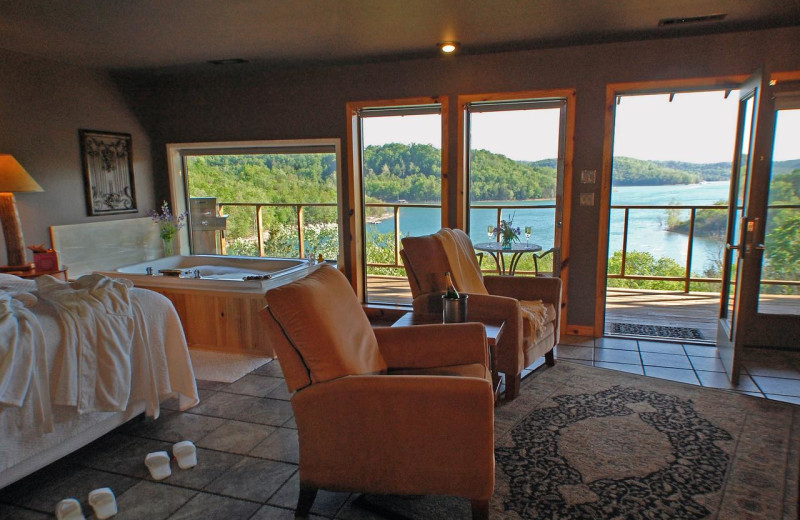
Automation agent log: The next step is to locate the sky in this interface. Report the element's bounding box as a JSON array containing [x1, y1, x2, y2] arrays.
[[361, 92, 799, 164]]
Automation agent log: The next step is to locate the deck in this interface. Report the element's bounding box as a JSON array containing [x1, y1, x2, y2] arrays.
[[367, 275, 799, 342]]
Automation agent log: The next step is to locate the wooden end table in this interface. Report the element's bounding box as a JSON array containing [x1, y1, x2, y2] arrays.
[[391, 312, 505, 402]]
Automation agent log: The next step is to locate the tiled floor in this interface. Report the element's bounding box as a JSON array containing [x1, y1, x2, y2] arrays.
[[2, 338, 799, 519], [555, 335, 800, 404]]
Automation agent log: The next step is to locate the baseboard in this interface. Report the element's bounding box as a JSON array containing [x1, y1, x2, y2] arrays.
[[565, 324, 594, 336]]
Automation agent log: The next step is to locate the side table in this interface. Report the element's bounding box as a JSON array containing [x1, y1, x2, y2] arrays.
[[391, 312, 505, 402]]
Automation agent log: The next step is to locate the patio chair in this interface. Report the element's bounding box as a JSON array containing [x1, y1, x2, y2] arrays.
[[400, 228, 562, 401]]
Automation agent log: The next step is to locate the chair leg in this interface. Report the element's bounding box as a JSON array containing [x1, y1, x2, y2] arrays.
[[545, 349, 556, 366], [296, 484, 318, 517], [471, 499, 489, 520], [505, 373, 521, 402]]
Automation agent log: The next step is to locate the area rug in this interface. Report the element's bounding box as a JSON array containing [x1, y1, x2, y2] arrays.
[[188, 349, 271, 383], [356, 362, 799, 519]]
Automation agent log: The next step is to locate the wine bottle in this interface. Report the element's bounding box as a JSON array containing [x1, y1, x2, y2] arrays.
[[445, 272, 460, 299]]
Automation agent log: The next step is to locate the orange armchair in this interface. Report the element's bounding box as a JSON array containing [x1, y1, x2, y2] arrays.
[[400, 228, 562, 401], [262, 264, 495, 519]]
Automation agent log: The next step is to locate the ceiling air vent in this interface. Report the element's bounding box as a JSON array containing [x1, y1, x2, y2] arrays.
[[658, 13, 726, 26]]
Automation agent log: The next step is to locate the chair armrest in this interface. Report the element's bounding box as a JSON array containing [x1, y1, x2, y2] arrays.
[[292, 375, 495, 497], [484, 275, 562, 304], [374, 323, 488, 370]]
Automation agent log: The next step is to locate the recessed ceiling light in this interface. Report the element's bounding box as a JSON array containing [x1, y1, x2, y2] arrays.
[[439, 42, 459, 54], [207, 58, 249, 65]]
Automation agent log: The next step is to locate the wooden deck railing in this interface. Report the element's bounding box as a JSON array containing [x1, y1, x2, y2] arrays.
[[213, 200, 798, 293]]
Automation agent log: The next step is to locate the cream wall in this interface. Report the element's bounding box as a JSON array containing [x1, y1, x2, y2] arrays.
[[0, 49, 156, 267]]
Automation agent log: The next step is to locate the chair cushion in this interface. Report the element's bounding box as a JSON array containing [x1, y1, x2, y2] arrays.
[[520, 301, 556, 340], [266, 265, 387, 384]]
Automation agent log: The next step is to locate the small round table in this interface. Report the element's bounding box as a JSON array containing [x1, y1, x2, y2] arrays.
[[473, 242, 542, 275]]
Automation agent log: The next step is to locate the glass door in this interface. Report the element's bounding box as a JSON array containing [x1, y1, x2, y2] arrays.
[[717, 71, 773, 382]]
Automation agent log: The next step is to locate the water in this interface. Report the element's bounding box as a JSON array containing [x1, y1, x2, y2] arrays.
[[370, 181, 731, 273]]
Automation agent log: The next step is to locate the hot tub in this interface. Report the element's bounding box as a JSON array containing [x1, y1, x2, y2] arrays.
[[98, 255, 322, 356], [100, 254, 310, 293]]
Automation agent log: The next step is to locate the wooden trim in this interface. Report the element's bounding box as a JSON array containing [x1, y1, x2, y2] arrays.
[[595, 75, 749, 337], [770, 70, 800, 83], [346, 96, 448, 302], [457, 89, 576, 337], [565, 324, 594, 337]]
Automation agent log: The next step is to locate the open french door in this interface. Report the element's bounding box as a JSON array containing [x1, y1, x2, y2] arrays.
[[717, 70, 775, 383]]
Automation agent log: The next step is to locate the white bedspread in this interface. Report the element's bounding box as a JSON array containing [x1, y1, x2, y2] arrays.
[[0, 273, 199, 480]]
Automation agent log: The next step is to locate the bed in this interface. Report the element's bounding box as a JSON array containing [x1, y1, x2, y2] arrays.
[[0, 273, 199, 489]]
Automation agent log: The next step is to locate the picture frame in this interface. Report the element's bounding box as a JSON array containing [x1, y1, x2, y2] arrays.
[[79, 129, 137, 216]]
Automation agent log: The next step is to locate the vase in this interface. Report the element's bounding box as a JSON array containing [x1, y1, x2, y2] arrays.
[[162, 238, 174, 257], [501, 237, 513, 250]]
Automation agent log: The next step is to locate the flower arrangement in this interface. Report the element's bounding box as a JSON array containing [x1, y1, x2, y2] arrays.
[[494, 213, 521, 249], [150, 201, 187, 243]]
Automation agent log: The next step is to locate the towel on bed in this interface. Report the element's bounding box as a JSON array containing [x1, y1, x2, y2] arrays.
[[37, 274, 135, 414], [0, 289, 53, 431]]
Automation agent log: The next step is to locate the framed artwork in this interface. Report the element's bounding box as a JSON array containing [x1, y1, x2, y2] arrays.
[[79, 129, 137, 216]]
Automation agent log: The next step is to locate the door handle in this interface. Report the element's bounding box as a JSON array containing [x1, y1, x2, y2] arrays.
[[726, 243, 740, 251]]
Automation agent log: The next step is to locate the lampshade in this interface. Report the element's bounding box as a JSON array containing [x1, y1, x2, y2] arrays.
[[0, 154, 43, 193]]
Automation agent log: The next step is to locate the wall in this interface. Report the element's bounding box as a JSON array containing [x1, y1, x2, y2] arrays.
[[115, 26, 800, 329], [0, 49, 155, 267]]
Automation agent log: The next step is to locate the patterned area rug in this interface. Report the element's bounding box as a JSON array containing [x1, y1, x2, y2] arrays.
[[356, 363, 799, 519], [609, 322, 704, 340]]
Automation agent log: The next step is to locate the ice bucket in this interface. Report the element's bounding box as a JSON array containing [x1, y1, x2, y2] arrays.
[[442, 294, 469, 323]]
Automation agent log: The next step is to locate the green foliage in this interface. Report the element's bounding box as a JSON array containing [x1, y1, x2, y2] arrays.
[[762, 169, 800, 294], [612, 157, 701, 185], [470, 149, 557, 200], [666, 201, 727, 236], [607, 250, 685, 290]]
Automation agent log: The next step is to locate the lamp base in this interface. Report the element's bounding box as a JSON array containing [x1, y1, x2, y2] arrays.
[[0, 263, 34, 272]]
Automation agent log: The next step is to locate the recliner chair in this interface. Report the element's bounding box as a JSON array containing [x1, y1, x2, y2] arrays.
[[400, 228, 562, 401], [262, 264, 495, 519]]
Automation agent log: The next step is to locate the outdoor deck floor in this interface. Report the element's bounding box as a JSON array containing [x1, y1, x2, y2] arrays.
[[367, 275, 799, 343]]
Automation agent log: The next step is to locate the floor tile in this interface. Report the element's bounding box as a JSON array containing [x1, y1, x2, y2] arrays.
[[640, 351, 692, 369], [77, 434, 170, 479], [114, 481, 196, 520], [222, 375, 285, 398], [689, 356, 726, 372], [563, 358, 593, 366], [253, 361, 285, 378], [643, 366, 699, 385], [752, 376, 800, 396], [745, 363, 800, 379], [637, 340, 685, 355], [695, 371, 761, 392], [595, 337, 638, 351], [593, 361, 644, 375], [0, 466, 138, 514], [683, 344, 720, 358], [594, 348, 641, 364], [168, 491, 260, 520], [250, 428, 299, 464], [198, 420, 276, 455], [265, 383, 293, 401], [557, 335, 594, 347], [189, 392, 294, 426], [126, 410, 227, 443], [163, 448, 244, 489], [554, 345, 593, 361], [766, 394, 800, 405], [251, 504, 327, 519], [196, 380, 229, 391], [204, 457, 296, 503], [268, 472, 349, 517], [0, 504, 50, 519]]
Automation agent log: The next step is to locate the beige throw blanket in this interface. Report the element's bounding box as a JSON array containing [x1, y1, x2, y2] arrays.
[[433, 228, 488, 294]]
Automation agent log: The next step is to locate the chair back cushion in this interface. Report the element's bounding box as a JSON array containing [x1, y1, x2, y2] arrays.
[[265, 265, 387, 385], [400, 235, 451, 297]]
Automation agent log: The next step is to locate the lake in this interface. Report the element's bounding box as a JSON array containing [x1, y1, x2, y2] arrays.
[[369, 181, 731, 273]]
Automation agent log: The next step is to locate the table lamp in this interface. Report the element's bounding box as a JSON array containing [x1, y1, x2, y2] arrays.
[[0, 155, 43, 272]]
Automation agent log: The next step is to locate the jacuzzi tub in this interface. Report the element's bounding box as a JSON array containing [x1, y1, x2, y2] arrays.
[[99, 255, 311, 293], [97, 255, 325, 356]]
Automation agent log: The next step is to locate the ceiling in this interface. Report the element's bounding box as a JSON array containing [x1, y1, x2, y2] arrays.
[[1, 0, 798, 71]]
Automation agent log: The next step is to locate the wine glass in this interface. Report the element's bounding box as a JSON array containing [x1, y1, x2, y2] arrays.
[[487, 225, 495, 240], [524, 226, 532, 245]]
